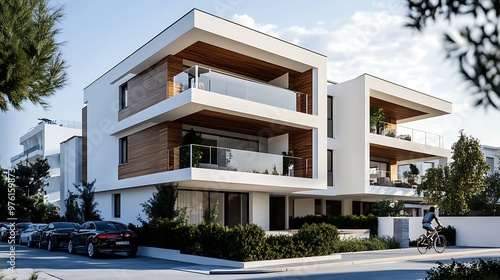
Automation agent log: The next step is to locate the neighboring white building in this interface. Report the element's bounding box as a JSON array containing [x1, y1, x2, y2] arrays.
[[11, 119, 82, 207], [482, 145, 500, 173], [59, 136, 82, 214], [83, 9, 452, 229]]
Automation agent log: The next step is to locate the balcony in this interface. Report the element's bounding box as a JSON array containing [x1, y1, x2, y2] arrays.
[[371, 121, 443, 148], [369, 169, 421, 188], [170, 144, 308, 178], [10, 144, 42, 162], [173, 65, 309, 113]]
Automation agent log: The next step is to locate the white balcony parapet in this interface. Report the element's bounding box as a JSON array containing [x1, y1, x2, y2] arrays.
[[173, 65, 309, 113], [10, 144, 42, 162], [371, 120, 443, 148], [170, 144, 308, 178]]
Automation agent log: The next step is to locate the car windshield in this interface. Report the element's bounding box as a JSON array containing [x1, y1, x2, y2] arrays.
[[95, 222, 128, 231], [53, 222, 79, 228]]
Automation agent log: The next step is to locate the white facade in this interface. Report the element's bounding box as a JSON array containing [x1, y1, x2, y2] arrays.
[[84, 9, 452, 229], [10, 120, 82, 207], [59, 136, 82, 214], [481, 145, 500, 173]]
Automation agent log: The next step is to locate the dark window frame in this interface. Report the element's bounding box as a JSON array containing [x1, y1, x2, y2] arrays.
[[119, 83, 128, 110], [327, 96, 334, 138], [113, 193, 121, 218], [119, 137, 128, 164], [327, 149, 334, 186]]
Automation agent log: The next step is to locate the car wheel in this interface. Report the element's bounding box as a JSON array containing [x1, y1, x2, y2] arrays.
[[68, 240, 75, 254], [47, 238, 53, 251], [87, 242, 97, 258], [126, 250, 137, 258]]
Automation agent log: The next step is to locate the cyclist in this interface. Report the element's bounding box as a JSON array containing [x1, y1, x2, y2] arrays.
[[422, 206, 442, 240]]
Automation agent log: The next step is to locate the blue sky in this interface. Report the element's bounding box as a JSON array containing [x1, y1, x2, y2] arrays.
[[1, 0, 499, 167]]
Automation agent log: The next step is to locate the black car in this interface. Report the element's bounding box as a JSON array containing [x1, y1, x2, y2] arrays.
[[68, 221, 138, 258], [39, 222, 80, 251]]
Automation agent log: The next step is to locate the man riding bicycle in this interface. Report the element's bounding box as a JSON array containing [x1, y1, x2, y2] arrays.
[[422, 206, 442, 239]]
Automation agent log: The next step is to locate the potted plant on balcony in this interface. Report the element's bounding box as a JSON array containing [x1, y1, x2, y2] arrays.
[[180, 129, 203, 168], [370, 106, 386, 134], [282, 150, 295, 176]]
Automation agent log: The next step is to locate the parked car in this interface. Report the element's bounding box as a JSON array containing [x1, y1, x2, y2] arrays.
[[0, 222, 11, 242], [14, 222, 33, 243], [68, 221, 138, 258], [39, 222, 80, 251], [19, 223, 47, 247]]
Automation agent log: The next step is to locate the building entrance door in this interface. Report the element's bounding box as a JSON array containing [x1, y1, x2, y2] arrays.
[[269, 196, 285, 230]]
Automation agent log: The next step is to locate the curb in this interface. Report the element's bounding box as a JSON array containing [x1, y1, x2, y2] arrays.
[[208, 248, 500, 274]]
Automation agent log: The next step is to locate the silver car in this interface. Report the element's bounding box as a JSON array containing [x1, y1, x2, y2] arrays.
[[19, 223, 47, 247]]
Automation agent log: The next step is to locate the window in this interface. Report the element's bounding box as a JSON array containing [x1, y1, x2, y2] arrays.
[[119, 137, 128, 164], [326, 200, 342, 216], [113, 193, 121, 218], [119, 84, 128, 110], [327, 149, 334, 186], [486, 157, 494, 172], [315, 199, 322, 215], [327, 96, 334, 138]]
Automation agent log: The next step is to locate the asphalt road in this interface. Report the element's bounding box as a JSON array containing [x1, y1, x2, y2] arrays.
[[1, 243, 499, 280]]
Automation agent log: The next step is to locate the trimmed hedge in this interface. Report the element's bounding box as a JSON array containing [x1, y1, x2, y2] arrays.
[[289, 214, 378, 236], [133, 220, 397, 261], [426, 259, 500, 280]]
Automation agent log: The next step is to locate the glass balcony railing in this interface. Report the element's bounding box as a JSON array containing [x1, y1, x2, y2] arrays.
[[371, 120, 444, 148], [172, 65, 309, 113], [369, 169, 422, 188], [10, 144, 42, 162], [169, 144, 307, 178]]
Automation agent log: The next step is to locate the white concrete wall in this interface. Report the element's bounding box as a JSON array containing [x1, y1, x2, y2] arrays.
[[379, 217, 500, 247], [294, 198, 314, 217], [59, 136, 82, 215], [268, 134, 288, 155], [249, 192, 269, 231]]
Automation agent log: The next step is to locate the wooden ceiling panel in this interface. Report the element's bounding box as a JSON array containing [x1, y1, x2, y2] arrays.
[[370, 97, 426, 121], [176, 110, 307, 137], [370, 143, 435, 162], [176, 41, 303, 82]]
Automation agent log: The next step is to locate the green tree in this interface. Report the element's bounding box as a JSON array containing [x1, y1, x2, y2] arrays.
[[406, 0, 500, 109], [0, 0, 67, 112], [140, 183, 179, 221], [74, 179, 101, 221], [469, 170, 500, 215], [13, 158, 50, 221], [374, 199, 407, 217], [62, 190, 81, 223], [418, 130, 490, 215]]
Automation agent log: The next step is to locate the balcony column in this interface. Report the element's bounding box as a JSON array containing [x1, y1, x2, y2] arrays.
[[249, 192, 269, 231], [390, 160, 398, 181], [342, 198, 353, 215]]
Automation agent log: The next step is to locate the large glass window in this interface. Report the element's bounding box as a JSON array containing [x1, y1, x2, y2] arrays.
[[326, 200, 342, 216], [486, 156, 494, 172]]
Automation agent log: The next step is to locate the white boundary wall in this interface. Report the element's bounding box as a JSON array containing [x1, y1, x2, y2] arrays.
[[379, 217, 500, 247]]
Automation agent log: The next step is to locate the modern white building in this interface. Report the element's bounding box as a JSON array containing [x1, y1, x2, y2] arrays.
[[11, 119, 82, 207], [59, 136, 83, 214], [482, 145, 500, 173], [83, 9, 452, 229]]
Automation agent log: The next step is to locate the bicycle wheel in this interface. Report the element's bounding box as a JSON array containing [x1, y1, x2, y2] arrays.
[[417, 234, 428, 254], [433, 235, 447, 253]]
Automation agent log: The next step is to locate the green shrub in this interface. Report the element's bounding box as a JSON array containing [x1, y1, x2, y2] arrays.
[[376, 235, 400, 249], [227, 223, 266, 261], [289, 214, 378, 236], [265, 234, 297, 260], [333, 236, 399, 253], [334, 238, 367, 253], [196, 223, 229, 259], [295, 223, 339, 256], [426, 259, 500, 280], [440, 225, 456, 246]]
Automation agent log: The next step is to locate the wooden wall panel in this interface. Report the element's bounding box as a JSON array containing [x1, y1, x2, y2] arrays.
[[118, 57, 168, 121], [118, 121, 182, 179], [82, 106, 87, 182], [167, 55, 184, 98], [290, 130, 313, 178], [290, 69, 313, 115]]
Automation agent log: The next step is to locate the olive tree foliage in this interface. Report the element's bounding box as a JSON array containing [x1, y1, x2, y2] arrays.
[[406, 0, 500, 109], [0, 0, 67, 112], [140, 183, 180, 222], [469, 166, 500, 215], [73, 179, 101, 222], [418, 130, 490, 215]]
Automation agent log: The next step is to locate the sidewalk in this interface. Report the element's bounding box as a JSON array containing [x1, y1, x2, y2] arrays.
[[208, 247, 500, 274]]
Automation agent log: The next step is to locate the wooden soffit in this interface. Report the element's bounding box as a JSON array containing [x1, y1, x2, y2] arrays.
[[370, 97, 426, 121], [370, 143, 436, 162], [176, 41, 303, 82]]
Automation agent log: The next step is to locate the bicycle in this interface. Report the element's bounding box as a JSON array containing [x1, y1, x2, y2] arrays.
[[416, 225, 447, 254]]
